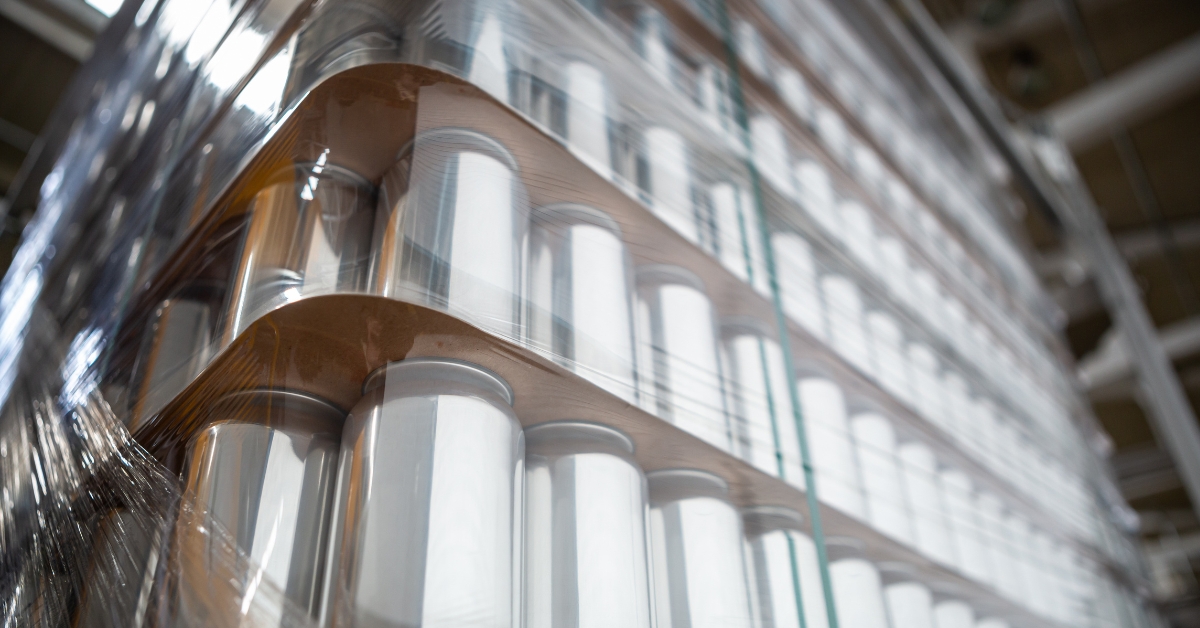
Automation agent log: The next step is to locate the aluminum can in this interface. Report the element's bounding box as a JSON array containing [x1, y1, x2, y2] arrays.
[[373, 128, 529, 340], [322, 358, 523, 628], [131, 279, 224, 429], [719, 317, 802, 487], [225, 163, 376, 339], [176, 389, 345, 624], [523, 421, 652, 628], [850, 411, 913, 543], [642, 127, 698, 243], [933, 598, 976, 628], [864, 311, 912, 404], [795, 370, 864, 518], [742, 506, 828, 628], [820, 275, 873, 377], [709, 182, 768, 296], [527, 203, 636, 402], [647, 469, 754, 628], [771, 232, 825, 339], [750, 114, 794, 198], [877, 563, 935, 628], [897, 441, 956, 566], [825, 537, 889, 628], [562, 61, 612, 177], [939, 469, 993, 583], [635, 265, 730, 452], [633, 5, 674, 81], [794, 160, 839, 236]]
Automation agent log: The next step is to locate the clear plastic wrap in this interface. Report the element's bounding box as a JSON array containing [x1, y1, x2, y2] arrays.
[[0, 0, 1160, 624]]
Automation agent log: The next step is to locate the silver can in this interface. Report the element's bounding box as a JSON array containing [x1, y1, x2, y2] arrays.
[[130, 279, 224, 429], [720, 318, 803, 487], [322, 358, 523, 628], [225, 163, 377, 339], [825, 538, 890, 628], [523, 421, 653, 628], [562, 61, 612, 176], [635, 265, 730, 453], [647, 469, 754, 628], [176, 389, 345, 625], [527, 203, 637, 403], [742, 506, 829, 628], [877, 562, 935, 628], [373, 128, 529, 340]]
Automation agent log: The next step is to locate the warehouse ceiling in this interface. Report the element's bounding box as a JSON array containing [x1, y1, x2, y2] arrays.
[[912, 0, 1200, 618]]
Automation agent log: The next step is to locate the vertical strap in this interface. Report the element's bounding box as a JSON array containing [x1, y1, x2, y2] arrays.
[[708, 0, 841, 626]]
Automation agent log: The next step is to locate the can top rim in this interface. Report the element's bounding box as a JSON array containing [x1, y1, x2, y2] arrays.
[[823, 535, 867, 561], [646, 468, 728, 503], [531, 203, 623, 238], [741, 505, 804, 535], [635, 264, 706, 292], [363, 358, 514, 406], [876, 561, 920, 585], [400, 127, 519, 173], [525, 420, 635, 455], [212, 388, 345, 417], [720, 315, 776, 341], [263, 161, 375, 191]]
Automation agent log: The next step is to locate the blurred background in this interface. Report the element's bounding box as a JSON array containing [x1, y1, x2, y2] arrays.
[[1, 0, 1199, 623]]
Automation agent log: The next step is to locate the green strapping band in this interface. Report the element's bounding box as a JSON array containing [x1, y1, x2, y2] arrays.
[[708, 0, 842, 626]]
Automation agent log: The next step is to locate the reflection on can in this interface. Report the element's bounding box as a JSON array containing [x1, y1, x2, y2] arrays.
[[635, 265, 730, 452], [177, 389, 344, 624], [720, 318, 802, 487], [647, 469, 753, 628], [374, 128, 529, 340], [226, 162, 376, 339], [743, 506, 829, 628], [524, 421, 652, 628], [528, 203, 637, 402], [323, 358, 523, 628]]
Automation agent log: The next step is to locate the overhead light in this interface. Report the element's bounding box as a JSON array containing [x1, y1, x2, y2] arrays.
[[84, 0, 122, 18]]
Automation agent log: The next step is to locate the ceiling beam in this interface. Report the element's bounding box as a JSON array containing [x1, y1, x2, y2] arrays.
[[1079, 316, 1200, 390], [947, 0, 1126, 52], [1046, 32, 1200, 152], [0, 0, 93, 61]]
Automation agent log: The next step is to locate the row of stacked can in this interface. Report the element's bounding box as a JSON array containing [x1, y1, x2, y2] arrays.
[[555, 0, 1149, 604], [13, 0, 1148, 626], [800, 377, 1092, 623], [137, 359, 813, 627], [722, 0, 1084, 442], [557, 0, 1097, 547]]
